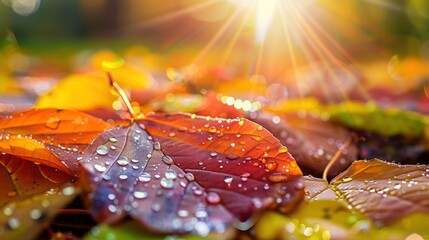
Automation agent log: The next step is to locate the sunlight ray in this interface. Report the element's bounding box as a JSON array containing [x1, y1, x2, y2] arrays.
[[124, 0, 220, 31], [193, 7, 243, 64]]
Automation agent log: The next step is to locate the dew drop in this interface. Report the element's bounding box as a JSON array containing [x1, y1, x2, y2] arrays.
[[194, 222, 210, 236], [162, 156, 174, 165], [206, 192, 221, 204], [178, 209, 189, 217], [96, 145, 109, 155], [185, 172, 195, 181], [278, 146, 288, 153], [45, 116, 60, 129], [160, 178, 174, 189], [117, 156, 130, 166], [224, 176, 233, 185], [210, 152, 218, 157], [119, 174, 128, 180], [165, 169, 177, 179], [154, 142, 161, 150], [62, 186, 76, 196], [208, 126, 217, 133], [138, 172, 152, 183], [30, 209, 43, 220], [7, 218, 20, 229], [168, 132, 176, 137], [109, 137, 118, 143], [195, 209, 208, 219], [265, 161, 278, 171], [94, 164, 106, 172], [393, 184, 402, 190], [134, 191, 148, 199]]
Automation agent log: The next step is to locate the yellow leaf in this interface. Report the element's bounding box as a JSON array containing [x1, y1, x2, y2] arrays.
[[35, 73, 116, 110]]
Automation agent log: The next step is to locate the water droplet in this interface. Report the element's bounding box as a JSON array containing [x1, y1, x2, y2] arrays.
[[30, 209, 43, 220], [162, 156, 174, 165], [206, 192, 221, 204], [265, 161, 278, 171], [119, 174, 128, 180], [154, 142, 161, 150], [194, 189, 203, 196], [272, 116, 281, 124], [238, 119, 245, 126], [117, 156, 129, 166], [94, 163, 106, 172], [208, 126, 217, 133], [195, 209, 208, 219], [109, 137, 117, 143], [138, 172, 152, 182], [210, 152, 218, 157], [160, 178, 174, 189], [268, 173, 289, 182], [185, 173, 195, 181], [131, 159, 139, 163], [108, 205, 117, 213], [178, 209, 189, 217], [194, 222, 210, 236], [226, 153, 239, 160], [169, 132, 176, 137], [224, 176, 233, 185], [45, 116, 60, 129], [278, 146, 288, 153], [62, 186, 75, 196], [134, 191, 148, 199], [165, 169, 177, 179], [7, 218, 20, 229], [96, 145, 109, 155], [393, 184, 402, 190]]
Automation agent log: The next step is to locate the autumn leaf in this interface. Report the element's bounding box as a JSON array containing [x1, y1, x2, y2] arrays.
[[80, 111, 304, 236], [305, 159, 429, 225], [250, 111, 358, 178], [0, 154, 72, 207], [0, 184, 78, 240], [0, 108, 111, 175]]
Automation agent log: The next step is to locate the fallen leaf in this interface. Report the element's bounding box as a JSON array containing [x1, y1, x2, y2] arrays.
[[0, 108, 111, 175], [0, 154, 72, 206], [0, 183, 79, 240], [250, 111, 358, 178], [80, 113, 304, 236], [305, 159, 429, 224]]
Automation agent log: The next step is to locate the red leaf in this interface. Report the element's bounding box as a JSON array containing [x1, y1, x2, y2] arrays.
[[81, 113, 304, 235], [0, 154, 73, 206]]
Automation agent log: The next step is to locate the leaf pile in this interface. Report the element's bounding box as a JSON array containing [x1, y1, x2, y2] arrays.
[[0, 50, 429, 239]]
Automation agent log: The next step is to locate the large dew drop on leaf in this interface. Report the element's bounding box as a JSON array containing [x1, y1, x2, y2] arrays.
[[80, 113, 304, 235]]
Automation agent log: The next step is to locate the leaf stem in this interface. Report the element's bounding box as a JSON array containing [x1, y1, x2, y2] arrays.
[[107, 72, 140, 120], [323, 138, 353, 182]]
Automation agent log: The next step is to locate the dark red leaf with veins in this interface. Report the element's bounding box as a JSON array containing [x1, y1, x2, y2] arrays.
[[81, 113, 304, 235]]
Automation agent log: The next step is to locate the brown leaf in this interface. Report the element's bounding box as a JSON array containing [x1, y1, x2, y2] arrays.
[[305, 159, 429, 224]]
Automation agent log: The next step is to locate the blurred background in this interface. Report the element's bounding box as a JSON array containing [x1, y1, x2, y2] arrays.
[[0, 0, 429, 112]]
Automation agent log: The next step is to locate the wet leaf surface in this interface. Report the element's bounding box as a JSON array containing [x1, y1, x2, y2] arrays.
[[305, 159, 429, 224], [0, 154, 73, 207], [81, 113, 304, 235], [0, 109, 111, 175], [250, 111, 358, 178], [0, 183, 79, 240]]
